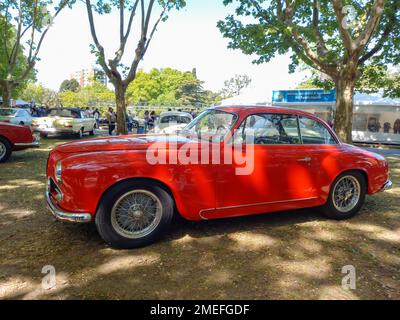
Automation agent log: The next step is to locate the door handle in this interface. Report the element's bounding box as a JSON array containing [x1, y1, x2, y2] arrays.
[[297, 157, 312, 162]]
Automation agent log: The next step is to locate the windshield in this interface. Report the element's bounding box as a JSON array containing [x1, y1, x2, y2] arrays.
[[0, 109, 17, 116], [182, 109, 237, 141], [48, 109, 81, 118]]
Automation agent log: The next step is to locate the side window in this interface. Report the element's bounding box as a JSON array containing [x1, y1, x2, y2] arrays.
[[233, 113, 301, 145], [299, 116, 337, 144]]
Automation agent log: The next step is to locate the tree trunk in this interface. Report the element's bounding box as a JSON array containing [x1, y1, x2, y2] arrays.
[[334, 73, 356, 144], [115, 84, 127, 135], [1, 81, 12, 108]]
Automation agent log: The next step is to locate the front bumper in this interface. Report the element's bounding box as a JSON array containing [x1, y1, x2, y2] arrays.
[[14, 140, 40, 148], [380, 180, 393, 192], [46, 181, 92, 223]]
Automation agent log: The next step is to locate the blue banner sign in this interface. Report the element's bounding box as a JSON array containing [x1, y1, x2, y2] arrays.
[[272, 89, 336, 103]]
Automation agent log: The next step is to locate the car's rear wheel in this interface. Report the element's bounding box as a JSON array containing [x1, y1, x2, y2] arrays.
[[0, 137, 12, 163], [95, 180, 174, 248], [320, 171, 366, 220]]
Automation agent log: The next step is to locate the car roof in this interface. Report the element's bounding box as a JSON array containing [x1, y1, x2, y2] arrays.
[[159, 111, 193, 117], [210, 105, 320, 117], [0, 108, 20, 112], [49, 107, 82, 112]]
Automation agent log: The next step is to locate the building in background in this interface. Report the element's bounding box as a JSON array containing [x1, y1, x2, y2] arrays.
[[70, 68, 107, 87]]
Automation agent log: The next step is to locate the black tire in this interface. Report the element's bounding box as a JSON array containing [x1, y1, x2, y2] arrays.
[[95, 180, 174, 249], [19, 121, 24, 126], [40, 132, 48, 138], [89, 128, 95, 136], [320, 171, 366, 220], [0, 137, 12, 163]]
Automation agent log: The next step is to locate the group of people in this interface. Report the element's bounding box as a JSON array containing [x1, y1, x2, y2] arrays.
[[104, 109, 158, 135], [30, 105, 49, 117]]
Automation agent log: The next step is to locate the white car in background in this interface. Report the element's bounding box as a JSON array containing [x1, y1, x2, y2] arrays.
[[0, 108, 33, 126], [155, 111, 193, 134], [32, 107, 96, 138]]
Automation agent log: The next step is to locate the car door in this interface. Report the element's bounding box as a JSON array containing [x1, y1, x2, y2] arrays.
[[210, 113, 320, 219]]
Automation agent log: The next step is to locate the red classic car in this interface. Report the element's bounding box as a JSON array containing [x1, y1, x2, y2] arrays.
[[0, 122, 39, 162], [46, 106, 392, 248]]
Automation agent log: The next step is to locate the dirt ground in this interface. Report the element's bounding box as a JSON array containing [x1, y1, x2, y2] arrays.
[[0, 137, 399, 299]]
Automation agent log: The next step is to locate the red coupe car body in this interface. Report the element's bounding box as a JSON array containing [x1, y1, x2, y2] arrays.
[[0, 122, 39, 162], [46, 106, 390, 225]]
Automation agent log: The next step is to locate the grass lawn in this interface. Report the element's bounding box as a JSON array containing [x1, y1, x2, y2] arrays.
[[0, 137, 399, 299]]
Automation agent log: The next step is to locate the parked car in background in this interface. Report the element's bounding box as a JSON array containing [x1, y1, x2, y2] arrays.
[[0, 122, 39, 162], [154, 111, 193, 134], [32, 108, 96, 138], [0, 108, 33, 126], [46, 106, 391, 249]]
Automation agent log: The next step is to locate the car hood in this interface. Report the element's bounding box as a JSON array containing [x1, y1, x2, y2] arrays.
[[55, 134, 197, 153]]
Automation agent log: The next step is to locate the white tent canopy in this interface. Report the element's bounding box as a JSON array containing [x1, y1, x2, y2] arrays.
[[219, 87, 272, 106], [354, 92, 400, 106]]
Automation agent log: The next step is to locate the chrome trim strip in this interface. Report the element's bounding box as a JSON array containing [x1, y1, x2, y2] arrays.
[[380, 180, 392, 192], [199, 196, 318, 220], [14, 141, 40, 148], [45, 191, 92, 223]]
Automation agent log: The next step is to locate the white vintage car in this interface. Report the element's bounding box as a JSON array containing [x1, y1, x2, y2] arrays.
[[154, 111, 193, 134], [32, 108, 96, 138], [0, 108, 33, 126]]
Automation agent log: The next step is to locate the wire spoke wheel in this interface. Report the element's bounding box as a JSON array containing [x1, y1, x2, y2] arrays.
[[0, 141, 6, 160], [111, 189, 163, 239], [332, 175, 361, 213]]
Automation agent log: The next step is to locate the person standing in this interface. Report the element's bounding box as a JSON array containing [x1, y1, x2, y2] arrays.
[[148, 111, 156, 131], [144, 110, 150, 132], [106, 107, 116, 135], [93, 108, 100, 129]]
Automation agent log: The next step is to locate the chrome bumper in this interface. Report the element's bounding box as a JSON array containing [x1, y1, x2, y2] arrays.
[[380, 180, 393, 192], [14, 140, 40, 148], [45, 191, 92, 223]]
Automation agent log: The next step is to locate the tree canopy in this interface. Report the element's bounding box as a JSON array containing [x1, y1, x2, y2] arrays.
[[59, 79, 80, 93], [85, 0, 186, 134], [0, 0, 73, 107], [221, 74, 252, 98], [126, 68, 221, 107]]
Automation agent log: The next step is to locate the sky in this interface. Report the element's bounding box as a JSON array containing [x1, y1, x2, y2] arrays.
[[35, 0, 310, 98]]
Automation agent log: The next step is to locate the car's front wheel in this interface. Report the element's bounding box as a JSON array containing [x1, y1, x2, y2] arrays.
[[321, 171, 366, 220], [95, 180, 174, 248], [0, 137, 12, 163]]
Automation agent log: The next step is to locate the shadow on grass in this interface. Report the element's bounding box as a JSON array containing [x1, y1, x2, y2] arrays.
[[0, 142, 399, 299]]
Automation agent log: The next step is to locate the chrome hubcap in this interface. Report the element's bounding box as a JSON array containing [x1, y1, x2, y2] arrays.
[[111, 190, 162, 239], [333, 175, 361, 213], [0, 142, 6, 159]]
